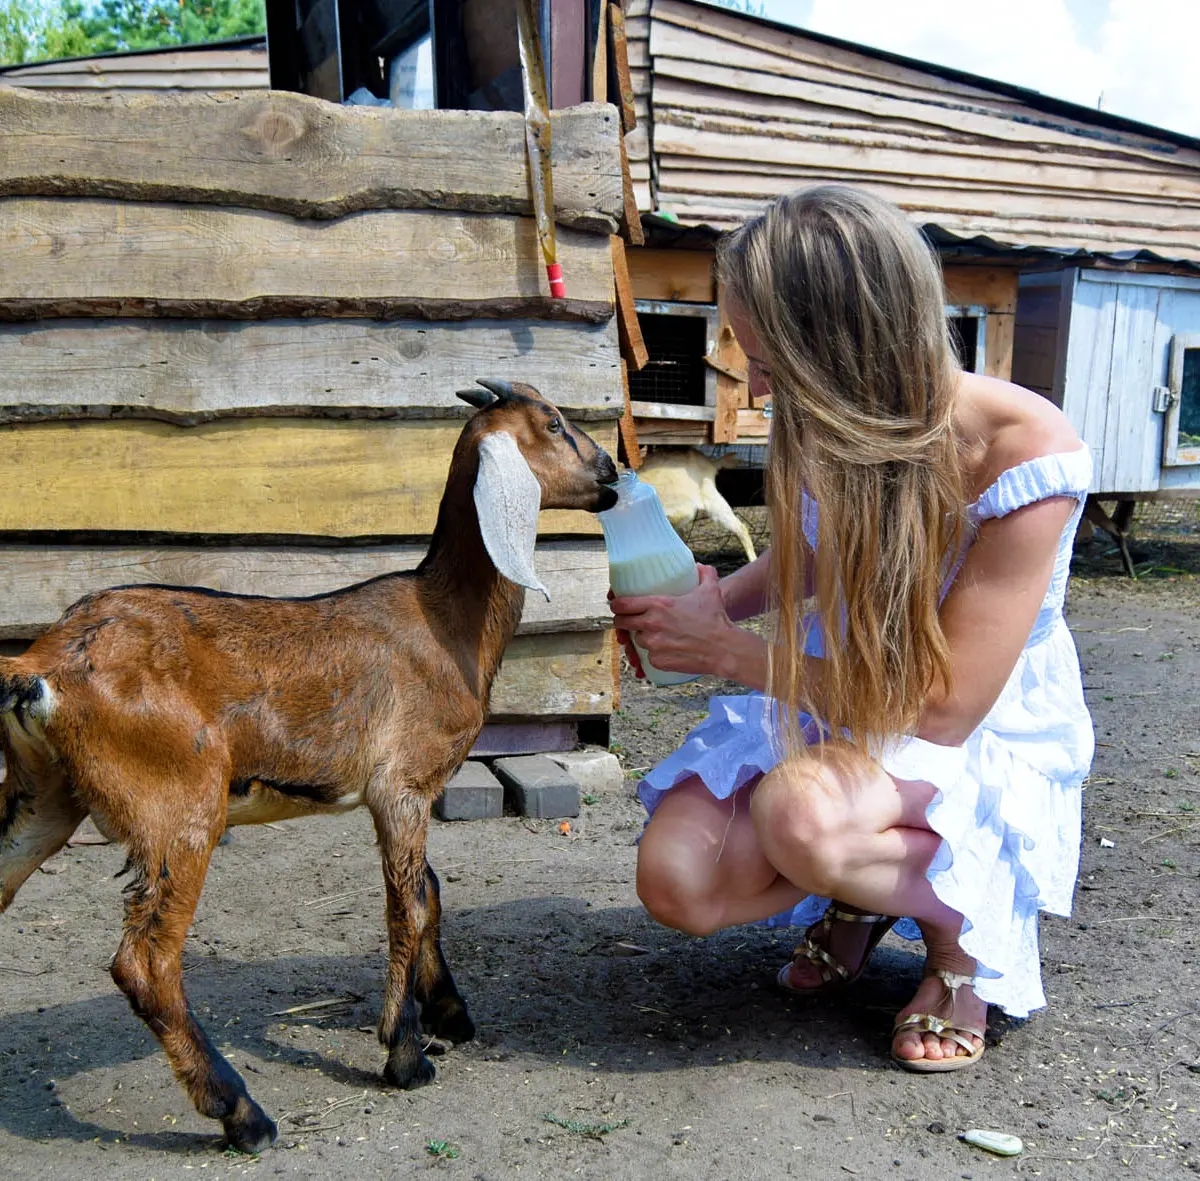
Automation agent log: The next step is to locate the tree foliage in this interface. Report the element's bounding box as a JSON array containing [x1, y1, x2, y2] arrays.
[[1, 0, 266, 67]]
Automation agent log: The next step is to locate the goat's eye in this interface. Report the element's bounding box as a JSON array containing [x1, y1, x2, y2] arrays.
[[548, 418, 562, 434]]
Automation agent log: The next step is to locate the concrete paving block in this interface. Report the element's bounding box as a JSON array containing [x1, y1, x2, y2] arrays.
[[545, 746, 623, 795], [492, 754, 580, 819], [434, 761, 504, 822]]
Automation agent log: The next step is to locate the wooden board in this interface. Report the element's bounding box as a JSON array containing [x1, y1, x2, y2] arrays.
[[943, 267, 1019, 316], [0, 418, 617, 537], [0, 200, 615, 323], [488, 629, 616, 719], [0, 89, 624, 234], [627, 247, 715, 303], [0, 540, 612, 640], [0, 317, 622, 424], [611, 235, 648, 369]]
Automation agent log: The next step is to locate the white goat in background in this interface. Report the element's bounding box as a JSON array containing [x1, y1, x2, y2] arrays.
[[637, 448, 758, 565]]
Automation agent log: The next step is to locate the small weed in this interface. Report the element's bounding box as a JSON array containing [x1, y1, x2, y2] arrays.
[[1097, 1086, 1128, 1104], [581, 793, 600, 806], [222, 1147, 262, 1161], [426, 1139, 460, 1160], [542, 1112, 631, 1139], [1166, 768, 1180, 779], [1103, 695, 1114, 701], [1162, 859, 1179, 870], [1180, 800, 1195, 812], [609, 742, 625, 756]]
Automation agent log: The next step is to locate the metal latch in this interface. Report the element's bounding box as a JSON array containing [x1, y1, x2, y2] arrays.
[[1152, 385, 1177, 413]]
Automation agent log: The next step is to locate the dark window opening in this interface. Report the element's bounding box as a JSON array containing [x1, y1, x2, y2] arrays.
[[628, 314, 709, 406], [948, 315, 980, 373], [1181, 348, 1200, 448]]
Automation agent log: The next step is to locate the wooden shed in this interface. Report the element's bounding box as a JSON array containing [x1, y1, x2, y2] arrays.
[[0, 80, 628, 753], [614, 0, 1200, 504]]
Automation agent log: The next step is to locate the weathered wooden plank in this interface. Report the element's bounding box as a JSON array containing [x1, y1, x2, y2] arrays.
[[1102, 284, 1160, 492], [651, 64, 1200, 175], [618, 357, 642, 469], [0, 418, 617, 536], [488, 629, 616, 718], [711, 300, 743, 444], [653, 118, 1200, 212], [0, 200, 615, 322], [984, 312, 1015, 382], [0, 539, 611, 640], [627, 247, 715, 303], [611, 235, 648, 370], [943, 268, 1018, 316], [608, 3, 637, 132], [1061, 278, 1117, 481], [654, 166, 1200, 243], [0, 89, 624, 234], [0, 317, 622, 423], [651, 186, 1200, 261], [649, 11, 1027, 111]]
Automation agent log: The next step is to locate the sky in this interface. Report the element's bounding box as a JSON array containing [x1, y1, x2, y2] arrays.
[[704, 0, 1200, 139]]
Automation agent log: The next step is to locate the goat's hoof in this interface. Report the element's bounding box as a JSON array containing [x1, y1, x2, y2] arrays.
[[222, 1098, 277, 1155], [423, 999, 476, 1045], [384, 1051, 436, 1090]]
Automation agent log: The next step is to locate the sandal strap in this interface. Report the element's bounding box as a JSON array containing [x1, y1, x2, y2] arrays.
[[893, 1012, 985, 1055], [827, 906, 891, 924], [928, 968, 976, 993], [794, 936, 851, 982]]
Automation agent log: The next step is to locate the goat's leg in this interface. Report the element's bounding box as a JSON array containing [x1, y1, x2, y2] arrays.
[[0, 768, 86, 913], [700, 477, 757, 564], [414, 860, 475, 1044], [110, 820, 276, 1153], [370, 794, 439, 1088]]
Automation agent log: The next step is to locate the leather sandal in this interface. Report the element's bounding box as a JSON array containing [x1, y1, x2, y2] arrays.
[[890, 969, 986, 1073], [776, 904, 897, 994]]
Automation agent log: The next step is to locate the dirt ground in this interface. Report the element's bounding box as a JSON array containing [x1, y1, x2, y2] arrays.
[[1, 516, 1198, 1180]]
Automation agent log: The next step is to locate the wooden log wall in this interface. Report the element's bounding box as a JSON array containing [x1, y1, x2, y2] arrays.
[[632, 0, 1200, 263], [0, 89, 626, 724]]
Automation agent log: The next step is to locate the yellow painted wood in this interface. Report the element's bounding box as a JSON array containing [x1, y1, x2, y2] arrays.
[[489, 630, 616, 718], [0, 419, 616, 537], [0, 199, 615, 320]]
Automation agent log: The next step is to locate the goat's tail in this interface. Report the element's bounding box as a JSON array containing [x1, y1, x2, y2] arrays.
[[0, 661, 78, 914]]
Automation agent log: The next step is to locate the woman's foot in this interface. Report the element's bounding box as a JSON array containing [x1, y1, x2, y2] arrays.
[[891, 971, 986, 1065], [777, 904, 895, 992]]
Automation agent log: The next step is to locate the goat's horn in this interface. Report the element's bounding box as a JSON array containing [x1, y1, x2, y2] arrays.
[[475, 378, 514, 400], [456, 387, 499, 409]]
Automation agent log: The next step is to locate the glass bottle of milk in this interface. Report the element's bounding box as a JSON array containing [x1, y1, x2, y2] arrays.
[[599, 470, 701, 686]]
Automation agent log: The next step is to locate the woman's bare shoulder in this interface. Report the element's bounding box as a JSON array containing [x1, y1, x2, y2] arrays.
[[957, 373, 1082, 498]]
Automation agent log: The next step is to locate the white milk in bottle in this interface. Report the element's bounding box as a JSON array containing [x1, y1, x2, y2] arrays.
[[599, 470, 701, 686]]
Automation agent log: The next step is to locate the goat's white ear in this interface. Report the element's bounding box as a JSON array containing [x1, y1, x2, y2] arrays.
[[474, 431, 550, 601]]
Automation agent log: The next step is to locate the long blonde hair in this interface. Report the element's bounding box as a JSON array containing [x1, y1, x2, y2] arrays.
[[717, 185, 967, 755]]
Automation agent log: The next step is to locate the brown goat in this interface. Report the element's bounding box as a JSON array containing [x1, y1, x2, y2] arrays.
[[0, 380, 617, 1153]]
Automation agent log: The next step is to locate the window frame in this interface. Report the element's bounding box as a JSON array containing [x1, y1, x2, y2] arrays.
[[1164, 333, 1200, 467], [945, 304, 988, 375]]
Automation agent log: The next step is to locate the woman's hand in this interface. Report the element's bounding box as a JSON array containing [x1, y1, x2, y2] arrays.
[[609, 564, 735, 679]]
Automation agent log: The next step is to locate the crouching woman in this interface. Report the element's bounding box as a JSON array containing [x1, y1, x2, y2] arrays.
[[610, 184, 1094, 1071]]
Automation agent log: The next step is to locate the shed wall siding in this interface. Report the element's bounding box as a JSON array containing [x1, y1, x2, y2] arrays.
[[1062, 271, 1200, 493], [634, 0, 1200, 263]]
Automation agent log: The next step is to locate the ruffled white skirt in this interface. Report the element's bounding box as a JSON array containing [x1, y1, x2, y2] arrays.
[[637, 620, 1094, 1018]]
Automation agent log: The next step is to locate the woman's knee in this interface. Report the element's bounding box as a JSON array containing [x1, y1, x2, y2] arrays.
[[635, 835, 726, 937], [749, 758, 851, 896]]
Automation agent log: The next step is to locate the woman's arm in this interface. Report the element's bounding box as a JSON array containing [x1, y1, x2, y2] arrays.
[[719, 548, 773, 622], [610, 564, 772, 690], [918, 495, 1078, 746]]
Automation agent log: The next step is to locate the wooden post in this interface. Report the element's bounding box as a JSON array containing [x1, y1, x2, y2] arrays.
[[611, 234, 648, 370], [710, 293, 747, 444], [618, 357, 643, 468]]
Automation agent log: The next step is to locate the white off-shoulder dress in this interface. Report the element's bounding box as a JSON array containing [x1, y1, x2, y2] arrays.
[[637, 447, 1095, 1018]]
